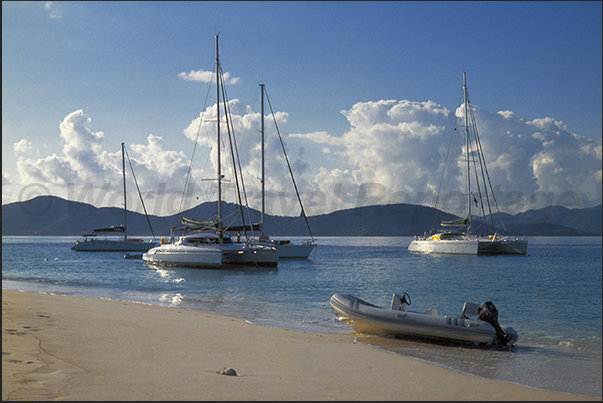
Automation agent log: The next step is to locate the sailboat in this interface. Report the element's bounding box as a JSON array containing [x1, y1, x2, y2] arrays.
[[142, 35, 278, 269], [408, 72, 528, 255], [71, 143, 157, 252], [251, 83, 317, 259]]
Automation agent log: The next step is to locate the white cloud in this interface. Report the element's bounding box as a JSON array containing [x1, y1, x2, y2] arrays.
[[290, 131, 343, 146], [58, 110, 106, 183], [10, 110, 193, 215], [14, 139, 32, 155], [17, 154, 74, 186], [296, 99, 602, 215], [297, 100, 454, 212], [14, 110, 107, 191], [44, 1, 61, 18], [179, 69, 241, 85], [2, 172, 14, 203], [181, 98, 299, 215], [530, 132, 602, 206], [2, 172, 11, 186], [5, 99, 601, 218], [179, 70, 213, 82], [129, 134, 189, 178], [6, 104, 302, 217]]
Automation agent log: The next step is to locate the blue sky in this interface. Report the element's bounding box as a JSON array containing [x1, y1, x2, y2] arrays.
[[3, 1, 602, 218]]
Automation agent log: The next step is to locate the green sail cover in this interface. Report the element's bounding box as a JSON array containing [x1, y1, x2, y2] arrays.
[[441, 217, 469, 227], [181, 216, 218, 229]]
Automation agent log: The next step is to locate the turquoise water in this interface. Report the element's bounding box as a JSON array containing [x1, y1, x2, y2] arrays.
[[2, 235, 601, 398]]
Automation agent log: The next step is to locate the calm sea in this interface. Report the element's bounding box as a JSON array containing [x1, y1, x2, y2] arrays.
[[2, 235, 601, 398]]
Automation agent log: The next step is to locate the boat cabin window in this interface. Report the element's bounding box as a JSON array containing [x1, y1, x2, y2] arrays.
[[183, 238, 219, 245], [439, 231, 464, 240]]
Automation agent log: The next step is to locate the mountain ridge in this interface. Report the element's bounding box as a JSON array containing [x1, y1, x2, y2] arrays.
[[2, 195, 601, 237]]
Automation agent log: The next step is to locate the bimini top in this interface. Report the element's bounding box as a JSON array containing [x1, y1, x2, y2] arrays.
[[179, 231, 234, 245], [92, 225, 125, 233]]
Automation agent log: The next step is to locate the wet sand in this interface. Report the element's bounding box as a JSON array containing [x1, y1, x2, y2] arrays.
[[3, 289, 598, 401]]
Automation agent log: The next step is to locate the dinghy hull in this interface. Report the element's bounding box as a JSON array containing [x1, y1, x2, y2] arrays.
[[330, 293, 518, 346]]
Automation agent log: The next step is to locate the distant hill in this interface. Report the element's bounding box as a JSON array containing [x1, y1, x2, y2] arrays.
[[2, 195, 601, 237]]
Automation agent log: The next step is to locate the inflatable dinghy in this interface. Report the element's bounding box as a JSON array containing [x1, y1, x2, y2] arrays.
[[330, 292, 518, 346]]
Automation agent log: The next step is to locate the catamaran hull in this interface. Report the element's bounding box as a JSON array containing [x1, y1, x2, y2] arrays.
[[477, 238, 528, 255], [408, 239, 478, 254], [142, 245, 223, 268], [274, 242, 316, 259], [142, 243, 278, 268], [222, 247, 279, 266], [71, 240, 157, 252], [408, 237, 527, 255], [330, 293, 518, 346]]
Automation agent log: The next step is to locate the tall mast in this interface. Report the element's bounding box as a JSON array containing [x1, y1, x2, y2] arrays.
[[260, 83, 265, 237], [121, 142, 127, 240], [215, 34, 223, 241], [463, 71, 472, 235]]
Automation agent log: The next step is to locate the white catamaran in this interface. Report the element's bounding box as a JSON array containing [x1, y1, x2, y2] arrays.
[[408, 72, 527, 255], [143, 35, 278, 269]]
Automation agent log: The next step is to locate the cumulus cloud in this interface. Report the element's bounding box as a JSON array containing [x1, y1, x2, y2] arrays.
[[2, 172, 14, 203], [11, 110, 194, 215], [8, 103, 302, 217], [14, 139, 32, 155], [17, 154, 74, 186], [296, 99, 602, 215], [181, 98, 301, 215], [179, 69, 241, 85], [2, 172, 11, 186], [290, 131, 343, 146], [6, 97, 601, 218], [58, 110, 106, 183], [292, 99, 455, 214]]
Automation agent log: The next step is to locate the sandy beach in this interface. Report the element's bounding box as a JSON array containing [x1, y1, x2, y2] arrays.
[[2, 289, 598, 401]]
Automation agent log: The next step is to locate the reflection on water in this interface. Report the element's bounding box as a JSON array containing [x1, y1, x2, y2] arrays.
[[159, 292, 183, 305], [152, 267, 186, 284]]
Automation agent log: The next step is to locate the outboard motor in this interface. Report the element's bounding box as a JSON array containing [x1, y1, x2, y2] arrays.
[[478, 301, 511, 346], [390, 292, 411, 311]]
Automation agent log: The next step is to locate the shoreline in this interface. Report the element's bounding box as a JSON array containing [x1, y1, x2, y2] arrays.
[[3, 289, 599, 401]]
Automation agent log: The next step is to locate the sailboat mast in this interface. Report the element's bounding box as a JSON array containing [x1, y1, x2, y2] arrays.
[[463, 71, 472, 235], [121, 142, 127, 240], [260, 83, 265, 237], [215, 34, 223, 241]]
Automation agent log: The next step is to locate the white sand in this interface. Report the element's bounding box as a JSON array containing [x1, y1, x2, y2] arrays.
[[3, 289, 598, 401]]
